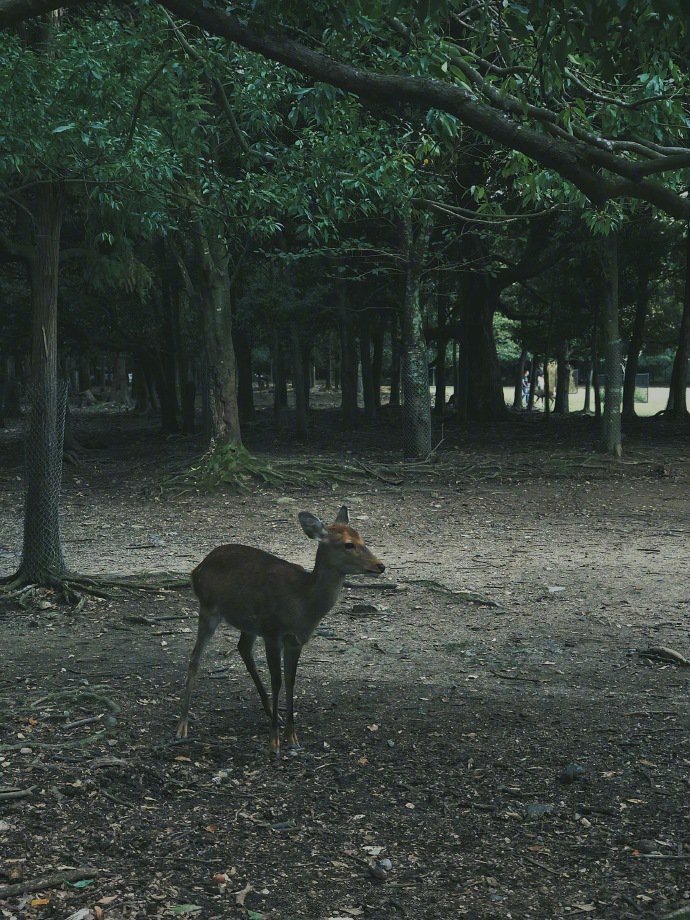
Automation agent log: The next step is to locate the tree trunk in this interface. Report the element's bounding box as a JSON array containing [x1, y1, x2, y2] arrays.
[[111, 353, 130, 406], [591, 299, 601, 419], [622, 263, 650, 419], [513, 347, 529, 410], [132, 354, 151, 414], [359, 311, 376, 423], [666, 224, 690, 418], [554, 340, 570, 414], [302, 339, 312, 409], [433, 337, 449, 416], [0, 355, 7, 428], [602, 235, 623, 456], [461, 276, 506, 420], [433, 293, 448, 417], [291, 324, 308, 437], [154, 345, 180, 434], [389, 313, 402, 408], [196, 225, 242, 446], [324, 332, 333, 390], [77, 356, 91, 394], [3, 355, 22, 417], [340, 291, 359, 426], [456, 310, 470, 422], [527, 354, 537, 411], [371, 324, 383, 412], [400, 213, 432, 459], [271, 330, 288, 419], [543, 356, 552, 419], [233, 324, 255, 424], [19, 182, 65, 584]]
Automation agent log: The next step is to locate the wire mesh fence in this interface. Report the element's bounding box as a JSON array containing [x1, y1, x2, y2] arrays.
[[401, 346, 432, 459], [18, 377, 69, 580]]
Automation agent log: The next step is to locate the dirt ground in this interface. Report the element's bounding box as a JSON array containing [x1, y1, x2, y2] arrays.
[[0, 405, 689, 920]]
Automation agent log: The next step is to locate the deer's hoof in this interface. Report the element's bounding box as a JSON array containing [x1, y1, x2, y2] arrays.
[[285, 731, 301, 751]]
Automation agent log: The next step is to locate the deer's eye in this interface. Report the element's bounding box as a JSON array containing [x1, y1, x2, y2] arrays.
[[344, 541, 355, 549]]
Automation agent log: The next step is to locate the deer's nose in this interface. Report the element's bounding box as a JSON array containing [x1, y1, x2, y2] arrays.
[[376, 562, 386, 574]]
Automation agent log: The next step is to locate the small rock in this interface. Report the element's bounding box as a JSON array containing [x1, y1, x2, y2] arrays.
[[558, 763, 586, 784], [351, 604, 379, 615], [378, 858, 393, 872], [637, 839, 659, 854], [368, 864, 387, 881], [525, 803, 554, 820]]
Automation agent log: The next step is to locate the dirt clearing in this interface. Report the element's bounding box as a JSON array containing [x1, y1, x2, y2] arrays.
[[1, 413, 689, 919]]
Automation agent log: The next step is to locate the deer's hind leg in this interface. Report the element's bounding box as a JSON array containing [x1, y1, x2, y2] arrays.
[[176, 606, 221, 739], [238, 631, 273, 718]]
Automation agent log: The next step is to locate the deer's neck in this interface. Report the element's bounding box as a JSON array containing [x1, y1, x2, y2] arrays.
[[304, 557, 345, 622]]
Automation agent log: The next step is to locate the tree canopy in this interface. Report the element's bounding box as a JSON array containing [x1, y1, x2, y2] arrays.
[[2, 1, 690, 221]]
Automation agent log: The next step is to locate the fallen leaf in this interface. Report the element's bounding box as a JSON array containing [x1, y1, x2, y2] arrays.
[[168, 906, 202, 916], [235, 883, 253, 907], [31, 898, 50, 907], [174, 756, 192, 763], [98, 896, 118, 905], [362, 846, 384, 857]]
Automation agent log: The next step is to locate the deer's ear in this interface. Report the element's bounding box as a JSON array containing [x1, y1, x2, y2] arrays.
[[299, 512, 329, 541], [334, 505, 350, 525]]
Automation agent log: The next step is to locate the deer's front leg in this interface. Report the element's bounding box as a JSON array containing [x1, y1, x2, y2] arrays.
[[264, 636, 283, 756], [283, 636, 304, 749]]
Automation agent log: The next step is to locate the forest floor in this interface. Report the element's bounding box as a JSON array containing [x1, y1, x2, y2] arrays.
[[0, 400, 689, 920]]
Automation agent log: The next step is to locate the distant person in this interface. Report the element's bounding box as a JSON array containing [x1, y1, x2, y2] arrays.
[[522, 370, 530, 407]]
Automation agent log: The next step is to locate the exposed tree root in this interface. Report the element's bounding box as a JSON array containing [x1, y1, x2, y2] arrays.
[[33, 686, 121, 715], [404, 578, 501, 608], [0, 731, 107, 752], [162, 442, 399, 493], [0, 569, 192, 612], [0, 868, 100, 899]]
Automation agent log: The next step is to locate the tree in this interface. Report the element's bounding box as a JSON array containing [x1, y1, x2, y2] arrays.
[[601, 236, 623, 457], [666, 224, 690, 418], [0, 10, 221, 587]]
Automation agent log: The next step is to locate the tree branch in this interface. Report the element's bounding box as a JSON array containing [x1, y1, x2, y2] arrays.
[[162, 9, 275, 164], [156, 0, 690, 219], [2, 0, 690, 220]]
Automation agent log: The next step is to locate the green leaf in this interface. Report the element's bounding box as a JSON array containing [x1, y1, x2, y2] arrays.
[[247, 912, 265, 920], [52, 123, 76, 134], [67, 878, 95, 889]]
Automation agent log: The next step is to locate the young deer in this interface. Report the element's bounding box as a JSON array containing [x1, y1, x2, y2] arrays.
[[176, 506, 385, 754]]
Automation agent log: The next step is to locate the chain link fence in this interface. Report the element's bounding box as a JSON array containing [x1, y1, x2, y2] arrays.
[[17, 378, 70, 581], [401, 346, 432, 459]]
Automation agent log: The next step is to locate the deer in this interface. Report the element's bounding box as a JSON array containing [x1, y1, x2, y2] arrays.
[[176, 506, 385, 754]]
